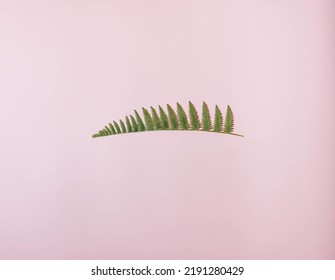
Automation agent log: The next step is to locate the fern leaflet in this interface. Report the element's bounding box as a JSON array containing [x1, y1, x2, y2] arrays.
[[151, 106, 162, 130], [177, 102, 189, 130], [113, 121, 121, 134], [202, 101, 212, 131], [130, 115, 138, 132], [224, 105, 234, 133], [142, 107, 154, 131], [189, 101, 200, 130], [134, 110, 145, 131], [119, 120, 127, 133], [109, 123, 116, 134], [159, 105, 169, 130], [125, 116, 132, 133], [214, 105, 223, 132]]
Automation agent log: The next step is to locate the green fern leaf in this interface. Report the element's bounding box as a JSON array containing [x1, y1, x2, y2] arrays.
[[151, 106, 162, 130], [188, 101, 200, 130], [167, 104, 179, 130], [130, 115, 138, 132], [142, 107, 154, 131], [120, 120, 127, 133], [108, 123, 116, 134], [113, 121, 121, 134], [92, 101, 243, 138], [202, 101, 212, 131], [125, 116, 132, 133], [134, 110, 145, 131], [159, 105, 169, 129], [214, 105, 223, 132], [176, 102, 189, 130], [224, 105, 234, 133]]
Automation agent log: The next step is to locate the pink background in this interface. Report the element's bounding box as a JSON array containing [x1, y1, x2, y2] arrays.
[[0, 0, 334, 259]]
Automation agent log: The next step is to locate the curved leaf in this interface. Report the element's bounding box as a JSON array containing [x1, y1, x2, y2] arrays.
[[92, 101, 243, 138]]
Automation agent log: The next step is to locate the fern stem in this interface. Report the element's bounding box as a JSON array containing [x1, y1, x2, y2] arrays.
[[92, 129, 244, 138]]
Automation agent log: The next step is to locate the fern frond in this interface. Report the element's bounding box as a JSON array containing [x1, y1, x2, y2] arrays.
[[134, 110, 145, 131], [224, 105, 234, 133], [92, 101, 243, 138], [167, 104, 179, 130], [129, 115, 138, 132], [151, 106, 162, 130], [159, 105, 169, 129], [119, 120, 127, 133], [113, 121, 121, 134], [189, 101, 200, 130], [214, 105, 223, 132], [176, 102, 189, 130], [142, 107, 154, 131], [201, 101, 212, 131], [125, 116, 132, 133]]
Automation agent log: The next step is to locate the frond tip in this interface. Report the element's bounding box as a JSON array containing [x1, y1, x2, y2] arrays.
[[92, 101, 243, 138]]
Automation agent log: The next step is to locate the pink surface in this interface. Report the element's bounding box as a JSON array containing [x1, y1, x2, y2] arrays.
[[0, 0, 334, 259]]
